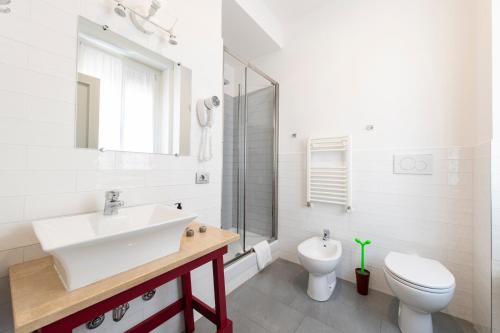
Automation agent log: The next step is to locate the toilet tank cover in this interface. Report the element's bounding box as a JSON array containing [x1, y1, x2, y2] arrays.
[[384, 252, 455, 290]]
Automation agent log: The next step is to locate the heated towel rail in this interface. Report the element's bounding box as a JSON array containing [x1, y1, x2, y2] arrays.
[[306, 136, 352, 211]]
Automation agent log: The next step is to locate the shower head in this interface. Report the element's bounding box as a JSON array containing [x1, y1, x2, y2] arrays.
[[114, 3, 127, 17], [224, 79, 230, 86]]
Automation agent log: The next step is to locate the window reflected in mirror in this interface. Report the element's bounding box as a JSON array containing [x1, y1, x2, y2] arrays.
[[76, 17, 191, 156]]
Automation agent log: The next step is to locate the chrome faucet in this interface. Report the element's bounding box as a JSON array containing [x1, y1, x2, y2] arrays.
[[104, 190, 124, 215], [322, 229, 330, 241]]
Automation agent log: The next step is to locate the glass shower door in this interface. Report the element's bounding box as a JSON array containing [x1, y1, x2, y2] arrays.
[[222, 52, 246, 261], [222, 49, 278, 263], [242, 67, 277, 252]]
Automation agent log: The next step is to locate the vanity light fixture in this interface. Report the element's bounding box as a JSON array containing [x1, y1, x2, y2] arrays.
[[0, 0, 11, 14], [111, 0, 179, 45], [114, 0, 126, 17], [167, 18, 178, 45], [168, 33, 177, 45]]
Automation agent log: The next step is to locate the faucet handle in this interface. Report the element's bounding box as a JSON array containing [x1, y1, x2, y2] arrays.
[[323, 229, 330, 238], [105, 190, 122, 200]]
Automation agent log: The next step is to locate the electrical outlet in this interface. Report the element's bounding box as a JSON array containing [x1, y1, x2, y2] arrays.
[[196, 172, 210, 184]]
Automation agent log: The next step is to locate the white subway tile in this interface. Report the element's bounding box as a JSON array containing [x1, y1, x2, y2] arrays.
[[28, 22, 76, 60], [0, 36, 29, 68], [22, 243, 48, 262], [26, 121, 74, 147], [28, 47, 76, 80], [26, 146, 114, 171], [0, 91, 29, 120], [27, 146, 77, 170], [26, 121, 75, 147], [25, 70, 76, 103], [0, 144, 27, 170], [144, 170, 195, 187], [0, 248, 23, 277], [0, 172, 26, 196], [25, 171, 77, 195], [76, 170, 145, 192], [28, 0, 78, 37], [0, 222, 38, 251], [24, 191, 104, 220], [75, 150, 116, 170], [41, 0, 80, 15], [0, 197, 25, 224], [27, 96, 75, 124], [0, 66, 74, 106], [0, 64, 31, 95], [0, 15, 32, 45], [115, 152, 152, 170]]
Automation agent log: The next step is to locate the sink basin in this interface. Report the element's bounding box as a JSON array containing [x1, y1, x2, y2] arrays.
[[32, 204, 197, 291]]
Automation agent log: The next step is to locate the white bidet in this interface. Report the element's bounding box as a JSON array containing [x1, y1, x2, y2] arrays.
[[297, 235, 342, 301]]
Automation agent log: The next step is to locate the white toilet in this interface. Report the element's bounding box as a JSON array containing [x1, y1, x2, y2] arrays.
[[297, 233, 342, 301], [383, 252, 455, 333]]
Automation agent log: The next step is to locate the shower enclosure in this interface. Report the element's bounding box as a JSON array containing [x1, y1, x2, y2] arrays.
[[221, 48, 278, 263]]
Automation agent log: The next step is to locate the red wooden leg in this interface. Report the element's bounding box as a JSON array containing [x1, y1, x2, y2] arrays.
[[182, 272, 195, 333], [217, 319, 233, 333], [212, 255, 232, 333]]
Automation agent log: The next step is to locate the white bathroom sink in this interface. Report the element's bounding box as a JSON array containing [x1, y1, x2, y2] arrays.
[[32, 204, 197, 291]]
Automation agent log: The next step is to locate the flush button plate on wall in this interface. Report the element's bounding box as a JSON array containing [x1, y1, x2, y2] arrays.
[[196, 172, 210, 184], [393, 154, 433, 175]]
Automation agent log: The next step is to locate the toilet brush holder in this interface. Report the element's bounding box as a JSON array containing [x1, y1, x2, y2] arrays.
[[355, 268, 370, 295], [354, 238, 372, 295]]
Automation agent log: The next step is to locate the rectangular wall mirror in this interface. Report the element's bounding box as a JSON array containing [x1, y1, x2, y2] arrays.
[[76, 17, 192, 156]]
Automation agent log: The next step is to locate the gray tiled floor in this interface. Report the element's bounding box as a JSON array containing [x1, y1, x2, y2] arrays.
[[194, 259, 476, 333]]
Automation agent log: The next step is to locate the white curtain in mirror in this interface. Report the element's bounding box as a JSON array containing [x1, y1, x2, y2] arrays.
[[78, 41, 161, 153]]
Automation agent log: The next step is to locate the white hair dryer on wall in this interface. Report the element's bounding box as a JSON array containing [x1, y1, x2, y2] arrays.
[[197, 96, 220, 162]]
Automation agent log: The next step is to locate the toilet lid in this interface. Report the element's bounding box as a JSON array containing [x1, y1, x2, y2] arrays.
[[384, 252, 455, 290]]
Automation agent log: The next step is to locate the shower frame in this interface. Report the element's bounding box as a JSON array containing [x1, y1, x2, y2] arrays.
[[223, 47, 279, 263]]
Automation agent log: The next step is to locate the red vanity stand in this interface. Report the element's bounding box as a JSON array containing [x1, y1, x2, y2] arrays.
[[9, 224, 239, 333]]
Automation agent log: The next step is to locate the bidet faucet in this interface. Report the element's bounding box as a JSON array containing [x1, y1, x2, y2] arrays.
[[104, 190, 124, 215], [323, 229, 330, 241], [322, 229, 330, 241]]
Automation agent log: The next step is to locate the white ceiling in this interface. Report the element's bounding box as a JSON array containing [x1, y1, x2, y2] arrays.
[[262, 0, 331, 27], [222, 0, 331, 60], [222, 0, 282, 60]]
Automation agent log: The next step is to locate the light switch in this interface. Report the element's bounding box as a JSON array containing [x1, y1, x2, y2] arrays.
[[393, 154, 433, 175]]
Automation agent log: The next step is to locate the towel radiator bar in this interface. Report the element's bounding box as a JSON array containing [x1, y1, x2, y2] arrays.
[[306, 136, 352, 211]]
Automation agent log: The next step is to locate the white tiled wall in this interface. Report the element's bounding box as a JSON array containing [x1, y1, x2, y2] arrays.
[[278, 146, 477, 321], [0, 0, 224, 332]]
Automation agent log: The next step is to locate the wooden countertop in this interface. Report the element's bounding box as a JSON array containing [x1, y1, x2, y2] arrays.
[[9, 223, 239, 333]]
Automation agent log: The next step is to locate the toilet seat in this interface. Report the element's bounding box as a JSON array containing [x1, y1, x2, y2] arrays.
[[384, 252, 455, 293], [384, 267, 454, 294]]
